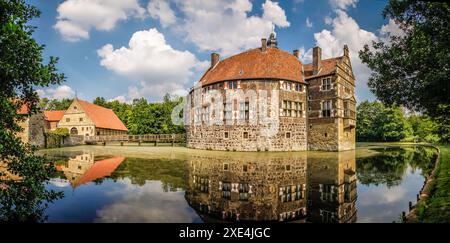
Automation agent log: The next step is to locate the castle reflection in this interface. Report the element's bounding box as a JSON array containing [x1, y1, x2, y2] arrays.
[[185, 150, 357, 223], [55, 152, 125, 188]]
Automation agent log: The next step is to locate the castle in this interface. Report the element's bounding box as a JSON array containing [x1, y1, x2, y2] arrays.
[[186, 33, 356, 151]]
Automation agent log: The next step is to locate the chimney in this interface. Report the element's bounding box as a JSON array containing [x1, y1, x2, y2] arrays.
[[261, 38, 267, 52], [211, 53, 220, 67], [313, 46, 322, 74], [343, 44, 349, 57], [293, 49, 300, 58]]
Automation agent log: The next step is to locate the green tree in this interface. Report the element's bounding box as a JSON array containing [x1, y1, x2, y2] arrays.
[[359, 0, 450, 142], [356, 101, 411, 142], [408, 115, 440, 143], [0, 0, 64, 222], [93, 97, 110, 108], [43, 98, 73, 110]]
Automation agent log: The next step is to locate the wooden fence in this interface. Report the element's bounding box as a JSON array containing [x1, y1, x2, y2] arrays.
[[84, 134, 185, 146]]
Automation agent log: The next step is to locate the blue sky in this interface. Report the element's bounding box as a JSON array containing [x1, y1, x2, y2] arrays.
[[28, 0, 398, 103]]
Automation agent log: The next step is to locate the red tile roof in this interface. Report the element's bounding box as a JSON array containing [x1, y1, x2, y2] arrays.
[[44, 110, 65, 122], [199, 47, 305, 86], [303, 57, 341, 79], [17, 103, 29, 115], [74, 156, 125, 187], [77, 99, 128, 131]]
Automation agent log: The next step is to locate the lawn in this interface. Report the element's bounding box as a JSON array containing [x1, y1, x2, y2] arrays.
[[416, 145, 450, 223]]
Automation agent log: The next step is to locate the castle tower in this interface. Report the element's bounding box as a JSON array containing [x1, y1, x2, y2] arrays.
[[306, 45, 356, 151]]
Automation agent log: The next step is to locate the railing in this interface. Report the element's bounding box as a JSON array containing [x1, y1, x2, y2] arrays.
[[84, 134, 185, 143]]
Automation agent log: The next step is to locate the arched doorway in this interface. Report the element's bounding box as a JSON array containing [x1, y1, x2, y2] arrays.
[[70, 127, 78, 135]]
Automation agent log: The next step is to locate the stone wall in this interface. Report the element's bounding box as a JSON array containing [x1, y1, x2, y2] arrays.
[[45, 135, 84, 148], [17, 112, 46, 148], [186, 79, 308, 151]]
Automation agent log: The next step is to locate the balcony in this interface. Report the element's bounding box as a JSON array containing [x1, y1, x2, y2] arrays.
[[343, 109, 356, 128]]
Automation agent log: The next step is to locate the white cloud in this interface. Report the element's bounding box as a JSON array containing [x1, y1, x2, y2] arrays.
[[306, 17, 313, 28], [380, 18, 406, 42], [98, 28, 206, 100], [324, 15, 333, 25], [262, 0, 290, 28], [147, 0, 177, 28], [329, 0, 358, 10], [305, 10, 378, 101], [108, 95, 128, 103], [153, 0, 290, 55], [54, 0, 145, 42], [37, 85, 76, 100], [94, 179, 200, 223]]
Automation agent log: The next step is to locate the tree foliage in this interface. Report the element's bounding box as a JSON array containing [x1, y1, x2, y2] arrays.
[[39, 97, 73, 110], [356, 101, 412, 142], [0, 0, 64, 222], [359, 0, 450, 142], [92, 94, 185, 135]]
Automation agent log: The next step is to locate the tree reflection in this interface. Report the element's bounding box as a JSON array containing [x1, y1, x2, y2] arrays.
[[356, 146, 436, 188]]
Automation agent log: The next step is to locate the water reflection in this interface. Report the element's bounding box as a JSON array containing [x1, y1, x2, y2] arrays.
[[42, 145, 436, 223], [185, 151, 357, 223], [54, 153, 125, 188]]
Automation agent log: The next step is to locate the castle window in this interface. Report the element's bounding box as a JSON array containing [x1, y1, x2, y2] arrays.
[[295, 83, 304, 92], [73, 106, 77, 110], [224, 131, 229, 139], [81, 127, 84, 131], [282, 81, 294, 91], [195, 177, 209, 193], [324, 133, 328, 138], [79, 117, 83, 122], [322, 100, 332, 117], [308, 96, 312, 100], [285, 165, 291, 171], [228, 80, 238, 89], [243, 132, 249, 139], [285, 132, 291, 139], [223, 103, 232, 122], [282, 101, 303, 117], [243, 165, 248, 172], [66, 118, 70, 122], [310, 125, 313, 130], [222, 182, 231, 199], [195, 107, 202, 122], [202, 106, 210, 123], [239, 183, 250, 201], [321, 77, 332, 91], [223, 163, 229, 171], [239, 101, 249, 121], [280, 184, 304, 203]]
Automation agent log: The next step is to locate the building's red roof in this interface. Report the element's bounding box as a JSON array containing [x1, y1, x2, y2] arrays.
[[17, 103, 29, 115], [303, 57, 341, 79], [74, 156, 125, 187], [77, 99, 128, 131], [44, 110, 65, 122], [199, 47, 305, 86]]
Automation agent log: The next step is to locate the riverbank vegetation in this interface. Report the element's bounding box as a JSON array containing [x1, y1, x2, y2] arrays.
[[356, 101, 441, 143], [359, 0, 449, 222], [41, 95, 185, 135], [0, 0, 64, 221], [415, 145, 450, 223]]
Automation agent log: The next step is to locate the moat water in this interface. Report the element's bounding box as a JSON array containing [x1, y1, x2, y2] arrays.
[[38, 144, 437, 223]]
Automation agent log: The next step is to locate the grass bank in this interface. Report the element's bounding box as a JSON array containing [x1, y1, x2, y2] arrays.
[[415, 144, 450, 222]]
